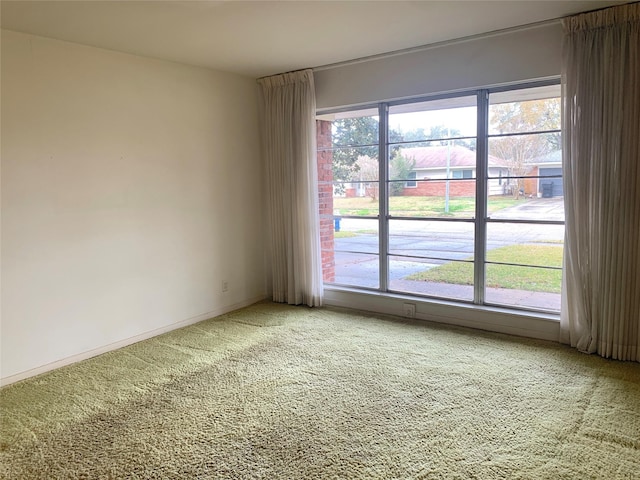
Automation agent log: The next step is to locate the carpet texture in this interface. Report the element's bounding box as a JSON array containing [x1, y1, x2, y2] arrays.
[[1, 302, 639, 479]]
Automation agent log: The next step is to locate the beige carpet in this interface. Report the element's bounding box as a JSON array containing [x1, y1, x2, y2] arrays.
[[1, 302, 639, 479]]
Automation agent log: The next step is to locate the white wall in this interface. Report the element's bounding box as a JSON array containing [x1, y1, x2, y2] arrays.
[[1, 30, 266, 384], [315, 22, 562, 109]]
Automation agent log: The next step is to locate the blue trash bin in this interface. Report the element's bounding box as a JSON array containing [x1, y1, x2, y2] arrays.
[[334, 217, 341, 232]]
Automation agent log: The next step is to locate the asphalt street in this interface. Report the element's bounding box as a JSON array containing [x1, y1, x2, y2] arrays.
[[331, 198, 564, 310]]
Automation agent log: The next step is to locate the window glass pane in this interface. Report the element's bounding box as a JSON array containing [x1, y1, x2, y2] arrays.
[[333, 186, 379, 217], [333, 252, 380, 289], [325, 217, 379, 288], [485, 264, 561, 312], [317, 110, 380, 287], [389, 256, 473, 301], [327, 145, 380, 215], [488, 133, 561, 202], [488, 196, 564, 222], [486, 223, 564, 267], [333, 218, 379, 254], [389, 139, 477, 182], [388, 220, 474, 301], [327, 146, 379, 182], [317, 110, 379, 147], [389, 220, 474, 261], [489, 83, 564, 312], [485, 222, 563, 311], [389, 95, 477, 142], [489, 87, 561, 135], [389, 138, 477, 218], [386, 95, 477, 303], [388, 180, 475, 218]]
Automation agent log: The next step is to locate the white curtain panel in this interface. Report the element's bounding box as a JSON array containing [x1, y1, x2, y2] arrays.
[[258, 70, 323, 307], [561, 3, 640, 361]]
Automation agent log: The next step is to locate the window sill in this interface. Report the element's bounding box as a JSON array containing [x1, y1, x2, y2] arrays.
[[323, 285, 560, 342]]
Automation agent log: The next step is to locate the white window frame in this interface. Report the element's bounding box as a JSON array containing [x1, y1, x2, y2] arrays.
[[405, 171, 417, 188], [452, 169, 473, 179]]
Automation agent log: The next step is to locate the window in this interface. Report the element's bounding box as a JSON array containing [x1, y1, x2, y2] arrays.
[[316, 109, 380, 289], [452, 169, 473, 179], [405, 171, 417, 187], [317, 81, 563, 313], [486, 85, 563, 311]]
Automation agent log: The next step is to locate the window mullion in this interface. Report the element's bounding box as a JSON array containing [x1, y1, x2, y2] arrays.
[[474, 90, 489, 305], [379, 103, 389, 292]]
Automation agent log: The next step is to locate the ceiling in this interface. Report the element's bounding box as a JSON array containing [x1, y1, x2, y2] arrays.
[[0, 1, 628, 78]]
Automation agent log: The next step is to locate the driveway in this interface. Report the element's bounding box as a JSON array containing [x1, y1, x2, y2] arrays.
[[489, 197, 564, 221]]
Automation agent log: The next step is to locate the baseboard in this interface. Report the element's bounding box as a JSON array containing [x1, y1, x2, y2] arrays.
[[324, 288, 560, 342], [0, 295, 267, 387], [3, 291, 559, 387]]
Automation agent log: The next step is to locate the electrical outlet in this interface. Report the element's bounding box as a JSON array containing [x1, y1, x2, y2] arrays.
[[403, 303, 416, 318], [221, 280, 229, 293]]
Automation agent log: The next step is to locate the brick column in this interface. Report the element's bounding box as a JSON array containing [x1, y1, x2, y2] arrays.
[[316, 120, 335, 283]]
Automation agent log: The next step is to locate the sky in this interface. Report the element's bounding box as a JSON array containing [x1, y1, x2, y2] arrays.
[[389, 106, 478, 139]]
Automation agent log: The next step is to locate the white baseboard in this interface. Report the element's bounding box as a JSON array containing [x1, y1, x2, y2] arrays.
[[0, 295, 267, 387], [2, 292, 560, 387], [324, 288, 560, 342]]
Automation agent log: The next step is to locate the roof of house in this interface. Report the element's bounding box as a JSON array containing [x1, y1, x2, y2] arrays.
[[399, 146, 507, 169]]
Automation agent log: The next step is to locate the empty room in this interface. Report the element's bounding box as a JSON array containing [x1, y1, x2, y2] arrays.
[[1, 1, 639, 478]]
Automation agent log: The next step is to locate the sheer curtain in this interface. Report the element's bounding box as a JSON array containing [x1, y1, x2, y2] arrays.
[[258, 69, 323, 307], [561, 3, 639, 361]]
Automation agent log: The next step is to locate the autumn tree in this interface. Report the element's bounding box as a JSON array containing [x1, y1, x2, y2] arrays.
[[490, 98, 560, 198]]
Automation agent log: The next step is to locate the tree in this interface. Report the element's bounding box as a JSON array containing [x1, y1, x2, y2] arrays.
[[490, 98, 560, 198], [354, 155, 379, 201], [329, 118, 477, 197], [389, 151, 416, 196], [395, 125, 476, 149], [331, 116, 406, 194], [399, 127, 428, 143], [331, 117, 379, 188]]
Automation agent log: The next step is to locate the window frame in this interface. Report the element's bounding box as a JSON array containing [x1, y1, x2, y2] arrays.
[[318, 78, 563, 315], [452, 169, 473, 179], [405, 171, 417, 188]]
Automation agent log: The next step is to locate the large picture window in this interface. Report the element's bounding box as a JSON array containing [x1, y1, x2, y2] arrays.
[[317, 82, 563, 313]]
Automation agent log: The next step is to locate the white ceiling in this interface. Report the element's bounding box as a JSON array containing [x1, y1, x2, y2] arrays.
[[0, 1, 628, 78]]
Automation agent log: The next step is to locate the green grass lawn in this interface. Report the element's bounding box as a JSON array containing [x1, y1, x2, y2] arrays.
[[334, 230, 377, 238], [333, 195, 520, 217], [334, 231, 357, 238], [405, 244, 563, 293]]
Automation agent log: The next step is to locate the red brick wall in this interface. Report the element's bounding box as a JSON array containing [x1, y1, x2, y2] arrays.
[[316, 120, 335, 283], [401, 180, 475, 197]]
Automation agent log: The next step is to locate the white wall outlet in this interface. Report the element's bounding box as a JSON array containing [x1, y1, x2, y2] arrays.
[[403, 303, 416, 318], [221, 280, 229, 293]]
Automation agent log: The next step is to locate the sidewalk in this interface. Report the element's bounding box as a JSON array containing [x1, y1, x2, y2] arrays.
[[336, 275, 561, 312]]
